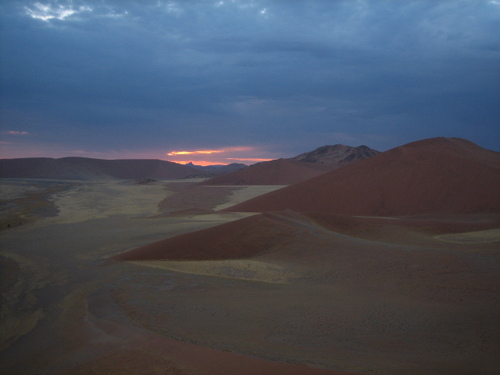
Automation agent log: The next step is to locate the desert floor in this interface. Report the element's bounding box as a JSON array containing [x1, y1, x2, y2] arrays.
[[0, 178, 499, 375]]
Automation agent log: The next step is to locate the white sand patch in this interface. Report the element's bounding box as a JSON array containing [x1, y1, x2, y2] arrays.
[[130, 259, 298, 284], [435, 228, 500, 244], [40, 181, 172, 225], [213, 185, 286, 210]]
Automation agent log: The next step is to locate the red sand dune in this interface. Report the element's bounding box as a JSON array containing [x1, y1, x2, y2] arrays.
[[108, 137, 500, 374], [111, 209, 500, 263], [201, 158, 330, 185], [226, 137, 500, 216], [111, 212, 302, 261]]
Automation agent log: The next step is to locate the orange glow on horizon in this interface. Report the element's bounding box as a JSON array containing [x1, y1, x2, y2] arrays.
[[167, 150, 224, 156], [165, 146, 269, 166], [167, 146, 253, 157], [172, 158, 272, 165]]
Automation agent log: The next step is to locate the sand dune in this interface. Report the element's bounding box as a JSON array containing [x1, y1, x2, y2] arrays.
[[113, 209, 500, 263], [112, 209, 500, 374], [107, 139, 500, 374], [226, 137, 500, 215], [111, 211, 305, 261], [3, 137, 500, 375]]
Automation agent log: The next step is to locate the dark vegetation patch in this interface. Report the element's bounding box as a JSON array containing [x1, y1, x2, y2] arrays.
[[0, 182, 73, 230]]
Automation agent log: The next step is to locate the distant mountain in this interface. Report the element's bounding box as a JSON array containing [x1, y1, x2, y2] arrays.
[[290, 144, 379, 165], [226, 137, 500, 216], [0, 157, 202, 180], [202, 144, 379, 185]]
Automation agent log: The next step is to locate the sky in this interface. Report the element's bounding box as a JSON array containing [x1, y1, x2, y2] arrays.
[[1, 0, 499, 165]]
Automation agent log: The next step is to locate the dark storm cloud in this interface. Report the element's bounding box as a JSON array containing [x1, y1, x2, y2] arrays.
[[0, 0, 499, 161]]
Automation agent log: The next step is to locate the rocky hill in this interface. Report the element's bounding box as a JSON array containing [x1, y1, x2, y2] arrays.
[[202, 144, 379, 185], [291, 144, 379, 165]]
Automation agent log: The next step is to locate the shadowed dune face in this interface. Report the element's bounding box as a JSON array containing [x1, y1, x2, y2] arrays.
[[112, 210, 500, 262], [111, 212, 305, 261], [226, 137, 500, 216]]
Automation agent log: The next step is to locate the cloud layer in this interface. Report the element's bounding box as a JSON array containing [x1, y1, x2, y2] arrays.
[[1, 0, 499, 161]]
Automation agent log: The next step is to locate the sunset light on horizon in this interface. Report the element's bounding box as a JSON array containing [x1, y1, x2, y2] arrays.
[[165, 146, 273, 165], [0, 142, 277, 165], [172, 158, 274, 166], [167, 150, 225, 156]]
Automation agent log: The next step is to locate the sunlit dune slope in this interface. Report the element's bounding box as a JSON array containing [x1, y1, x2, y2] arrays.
[[226, 137, 500, 216]]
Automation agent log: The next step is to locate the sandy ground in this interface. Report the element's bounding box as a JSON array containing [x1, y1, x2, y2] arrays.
[[213, 185, 286, 210], [1, 179, 352, 375], [1, 178, 499, 375], [41, 180, 175, 224]]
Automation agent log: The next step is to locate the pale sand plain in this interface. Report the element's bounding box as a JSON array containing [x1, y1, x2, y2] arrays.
[[1, 179, 348, 375], [1, 178, 499, 375]]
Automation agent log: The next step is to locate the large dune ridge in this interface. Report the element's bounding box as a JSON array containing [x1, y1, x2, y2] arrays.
[[106, 137, 500, 374], [226, 137, 500, 215]]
